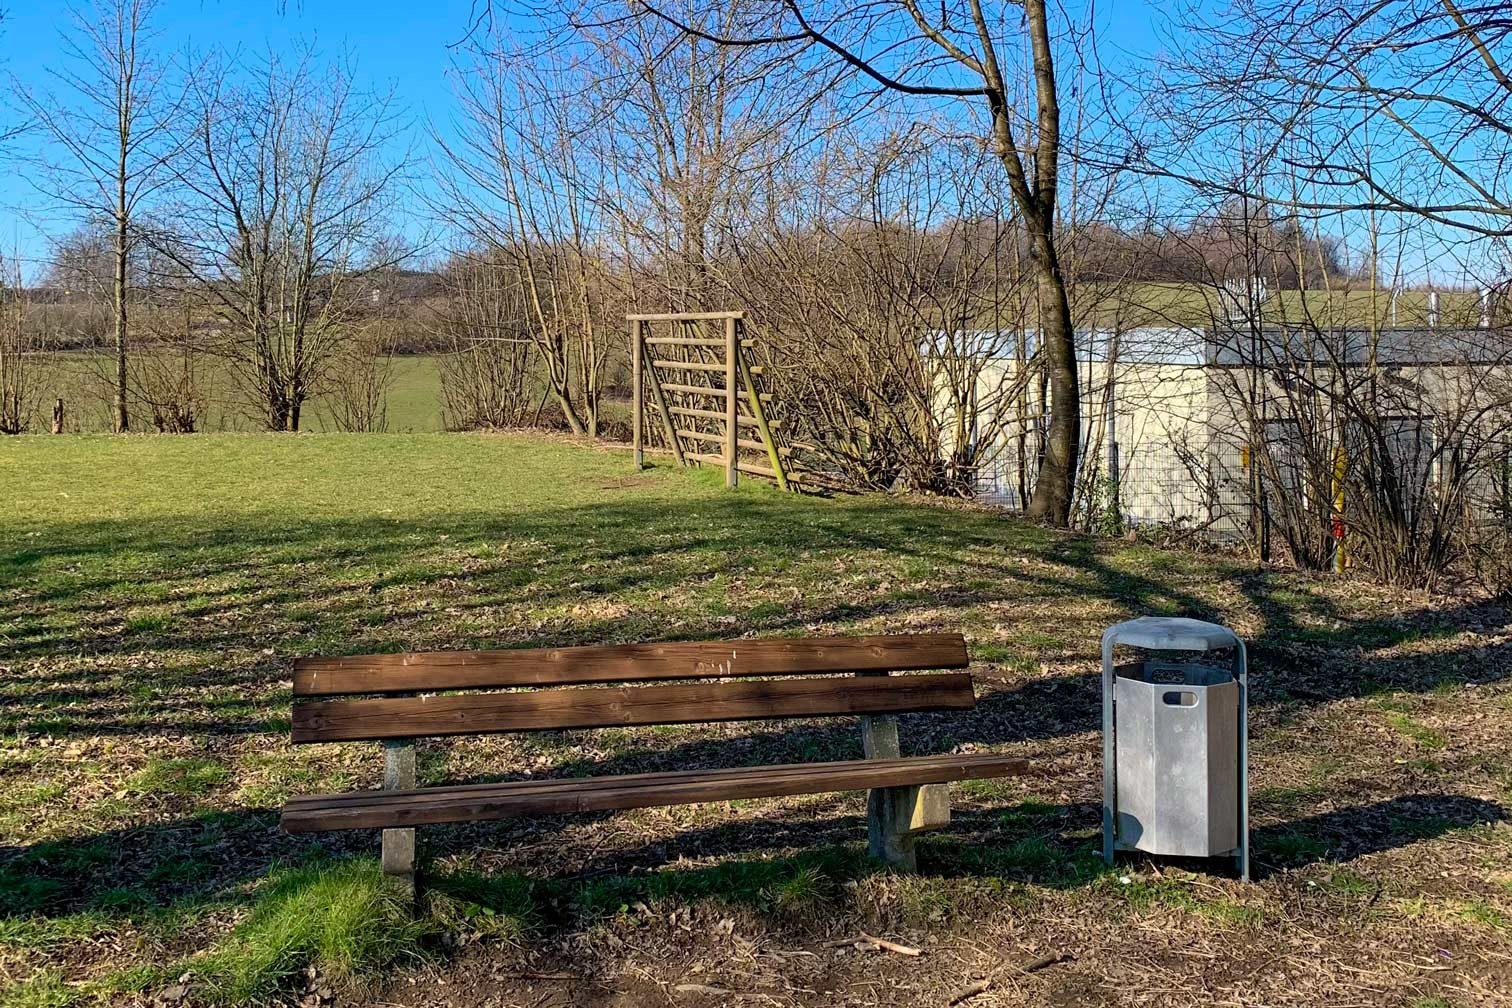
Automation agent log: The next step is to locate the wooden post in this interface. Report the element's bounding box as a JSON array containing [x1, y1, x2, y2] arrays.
[[861, 699, 949, 872], [736, 321, 789, 491], [51, 399, 64, 434], [381, 739, 417, 902], [631, 320, 644, 469], [724, 315, 738, 488], [643, 333, 687, 467]]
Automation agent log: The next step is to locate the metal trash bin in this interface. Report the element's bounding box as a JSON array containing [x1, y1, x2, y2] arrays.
[[1101, 617, 1249, 880]]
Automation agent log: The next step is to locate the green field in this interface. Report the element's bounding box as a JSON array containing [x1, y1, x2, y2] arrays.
[[30, 354, 449, 433], [1, 433, 1508, 1006]]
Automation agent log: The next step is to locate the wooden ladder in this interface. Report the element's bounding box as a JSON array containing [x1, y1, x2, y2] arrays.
[[629, 311, 795, 490]]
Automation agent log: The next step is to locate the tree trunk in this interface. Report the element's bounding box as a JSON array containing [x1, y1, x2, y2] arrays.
[[1024, 225, 1078, 524], [113, 208, 129, 433]]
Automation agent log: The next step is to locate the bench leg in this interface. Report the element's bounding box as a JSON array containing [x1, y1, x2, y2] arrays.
[[868, 784, 951, 871], [860, 715, 952, 872], [382, 740, 416, 902]]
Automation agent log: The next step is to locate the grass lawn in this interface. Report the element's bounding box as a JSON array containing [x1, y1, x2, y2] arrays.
[[1, 432, 1509, 1006]]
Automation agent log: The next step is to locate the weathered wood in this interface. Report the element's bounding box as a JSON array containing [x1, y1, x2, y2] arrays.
[[725, 315, 739, 488], [631, 320, 644, 469], [291, 672, 976, 743], [675, 429, 791, 455], [294, 633, 969, 697], [653, 359, 727, 373], [667, 405, 778, 428], [644, 337, 728, 347], [626, 311, 745, 322], [737, 325, 789, 491], [643, 343, 686, 466], [281, 753, 1029, 832], [734, 459, 783, 480], [660, 383, 727, 397], [381, 739, 417, 899]]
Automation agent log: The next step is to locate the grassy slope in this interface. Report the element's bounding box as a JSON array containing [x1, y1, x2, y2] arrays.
[[1, 433, 1508, 1006]]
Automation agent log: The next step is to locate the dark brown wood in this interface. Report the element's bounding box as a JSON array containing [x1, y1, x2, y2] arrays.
[[292, 672, 975, 743], [281, 753, 1029, 832], [294, 633, 969, 697]]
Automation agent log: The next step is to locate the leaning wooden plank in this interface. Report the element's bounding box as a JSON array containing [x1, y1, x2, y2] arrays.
[[291, 672, 975, 742], [280, 753, 1029, 832], [293, 633, 969, 696]]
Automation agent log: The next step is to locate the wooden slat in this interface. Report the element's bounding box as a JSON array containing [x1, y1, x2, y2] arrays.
[[281, 753, 1029, 832], [675, 429, 790, 455], [661, 383, 727, 397], [667, 405, 774, 428], [645, 338, 754, 348], [626, 311, 745, 321], [291, 672, 975, 743], [295, 633, 968, 696], [653, 359, 726, 373]]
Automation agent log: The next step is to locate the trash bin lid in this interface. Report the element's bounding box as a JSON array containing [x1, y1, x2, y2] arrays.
[[1102, 616, 1240, 652]]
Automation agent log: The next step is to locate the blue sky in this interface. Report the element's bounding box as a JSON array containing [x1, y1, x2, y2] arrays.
[[0, 1, 1177, 281]]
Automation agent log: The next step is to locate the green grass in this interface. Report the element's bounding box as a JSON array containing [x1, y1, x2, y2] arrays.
[[1, 431, 1506, 1005], [1384, 711, 1449, 750], [189, 860, 432, 1004], [129, 758, 233, 796]]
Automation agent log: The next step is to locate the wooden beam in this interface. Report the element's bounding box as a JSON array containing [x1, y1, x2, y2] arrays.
[[667, 405, 777, 428], [294, 634, 971, 696], [725, 315, 738, 489], [737, 321, 789, 491], [675, 429, 791, 455], [652, 359, 726, 373], [631, 320, 643, 469], [281, 753, 1029, 832], [660, 383, 727, 398], [290, 673, 976, 743], [626, 311, 746, 321], [643, 345, 686, 467]]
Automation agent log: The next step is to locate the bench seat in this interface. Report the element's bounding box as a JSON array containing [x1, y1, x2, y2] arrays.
[[282, 752, 1028, 832], [282, 633, 1032, 883]]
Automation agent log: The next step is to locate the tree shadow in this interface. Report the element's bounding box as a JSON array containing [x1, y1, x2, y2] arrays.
[[5, 486, 1510, 938]]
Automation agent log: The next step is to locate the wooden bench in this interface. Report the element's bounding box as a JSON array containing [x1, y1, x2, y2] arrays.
[[280, 633, 1028, 893]]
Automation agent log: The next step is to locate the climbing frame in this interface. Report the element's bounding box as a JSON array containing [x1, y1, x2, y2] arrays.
[[628, 311, 794, 490]]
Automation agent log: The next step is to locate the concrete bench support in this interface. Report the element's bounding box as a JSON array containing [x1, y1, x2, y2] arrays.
[[862, 714, 951, 871], [381, 739, 416, 900]]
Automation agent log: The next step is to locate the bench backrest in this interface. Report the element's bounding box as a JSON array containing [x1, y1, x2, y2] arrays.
[[290, 633, 972, 744]]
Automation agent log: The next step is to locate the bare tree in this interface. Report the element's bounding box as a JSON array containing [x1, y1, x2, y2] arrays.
[[0, 254, 43, 434], [165, 50, 404, 431], [1153, 0, 1512, 244], [634, 0, 1084, 524], [434, 251, 538, 431], [437, 46, 619, 435], [15, 0, 181, 432]]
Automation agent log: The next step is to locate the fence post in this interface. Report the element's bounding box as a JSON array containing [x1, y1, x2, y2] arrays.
[[724, 314, 738, 488], [631, 319, 644, 469]]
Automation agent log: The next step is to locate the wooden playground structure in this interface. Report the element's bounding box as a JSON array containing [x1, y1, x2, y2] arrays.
[[628, 310, 798, 490]]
